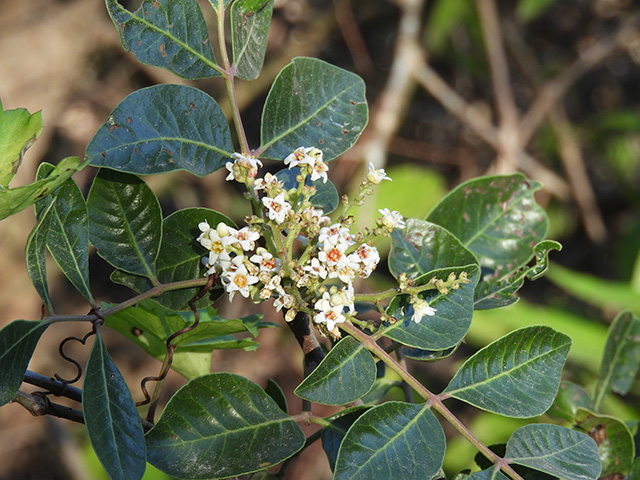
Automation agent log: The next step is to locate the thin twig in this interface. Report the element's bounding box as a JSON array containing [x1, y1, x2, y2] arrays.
[[23, 370, 82, 403], [12, 391, 85, 424]]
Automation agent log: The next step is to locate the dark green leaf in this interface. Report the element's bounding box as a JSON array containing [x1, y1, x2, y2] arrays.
[[25, 202, 54, 313], [427, 174, 548, 274], [322, 406, 370, 472], [593, 310, 640, 410], [231, 0, 274, 80], [466, 469, 510, 480], [401, 344, 458, 362], [574, 408, 634, 477], [83, 330, 146, 480], [86, 85, 233, 176], [265, 378, 288, 413], [505, 424, 601, 480], [384, 265, 479, 350], [444, 326, 571, 417], [145, 373, 305, 478], [295, 336, 376, 405], [106, 0, 220, 79], [546, 381, 591, 422], [0, 320, 49, 406], [334, 403, 445, 480], [275, 167, 340, 213], [260, 57, 368, 161], [87, 169, 162, 278]]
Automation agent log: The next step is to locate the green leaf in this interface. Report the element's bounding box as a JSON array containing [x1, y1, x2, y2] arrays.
[[546, 381, 591, 422], [426, 0, 472, 53], [0, 99, 43, 187], [208, 0, 234, 12], [427, 173, 548, 274], [295, 336, 376, 405], [260, 57, 368, 161], [466, 469, 510, 480], [505, 424, 601, 480], [516, 0, 556, 22], [574, 408, 634, 477], [231, 0, 274, 80], [83, 329, 146, 480], [276, 167, 340, 213], [112, 207, 235, 310], [87, 169, 162, 279], [0, 156, 79, 220], [106, 0, 219, 79], [145, 373, 305, 478], [443, 326, 571, 417], [322, 406, 370, 472], [86, 85, 233, 176], [384, 265, 479, 350], [593, 310, 640, 410], [389, 218, 478, 279], [334, 403, 445, 480], [0, 320, 49, 406], [401, 344, 458, 362], [265, 379, 288, 413], [25, 202, 55, 313]]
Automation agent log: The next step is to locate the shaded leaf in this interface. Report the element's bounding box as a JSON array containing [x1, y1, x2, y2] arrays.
[[87, 169, 162, 278], [401, 344, 458, 362], [546, 381, 591, 423], [25, 202, 54, 313], [0, 320, 49, 406], [322, 406, 370, 472], [443, 326, 571, 417], [505, 424, 601, 480], [231, 0, 274, 80], [146, 373, 305, 478], [86, 85, 233, 176], [466, 469, 510, 480], [260, 57, 368, 161], [276, 167, 340, 213], [295, 336, 376, 405], [106, 0, 220, 79], [83, 330, 146, 480], [334, 403, 445, 480], [265, 379, 288, 413]]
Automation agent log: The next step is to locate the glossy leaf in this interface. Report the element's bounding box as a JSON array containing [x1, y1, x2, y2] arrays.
[[106, 0, 219, 79], [546, 381, 591, 423], [0, 320, 49, 406], [574, 408, 634, 477], [593, 310, 640, 410], [231, 0, 274, 80], [112, 207, 234, 310], [322, 406, 370, 472], [25, 202, 54, 313], [145, 373, 306, 478], [334, 402, 445, 480], [83, 330, 146, 480], [276, 167, 340, 213], [260, 57, 368, 161], [427, 174, 548, 274], [505, 424, 601, 480], [384, 265, 479, 350], [443, 326, 571, 417], [0, 156, 79, 220], [295, 336, 376, 405], [0, 99, 43, 187], [86, 85, 233, 176], [87, 169, 162, 278]]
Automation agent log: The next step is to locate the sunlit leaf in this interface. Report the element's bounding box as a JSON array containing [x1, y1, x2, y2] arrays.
[[231, 0, 274, 80]]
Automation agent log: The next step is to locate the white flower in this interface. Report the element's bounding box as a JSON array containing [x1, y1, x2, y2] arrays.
[[302, 257, 328, 279], [225, 152, 263, 182], [273, 291, 295, 312], [318, 242, 349, 267], [350, 243, 380, 278], [313, 292, 346, 331], [262, 193, 292, 224], [253, 172, 282, 192], [366, 162, 392, 184], [411, 297, 437, 323], [227, 226, 260, 251], [284, 147, 322, 169], [309, 159, 329, 183], [318, 223, 353, 247], [378, 208, 406, 230], [250, 248, 280, 273], [197, 221, 232, 272], [221, 259, 259, 301]]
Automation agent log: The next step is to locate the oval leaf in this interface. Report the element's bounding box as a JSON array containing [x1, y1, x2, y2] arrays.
[[260, 57, 368, 160], [444, 326, 571, 417], [87, 169, 162, 278], [106, 0, 220, 79], [86, 85, 233, 176], [295, 336, 376, 405], [231, 0, 274, 80], [26, 203, 54, 313], [334, 402, 445, 480], [0, 320, 49, 406], [505, 424, 601, 480], [145, 373, 305, 479], [83, 330, 146, 480]]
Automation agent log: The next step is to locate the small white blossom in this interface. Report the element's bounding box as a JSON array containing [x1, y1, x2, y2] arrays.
[[350, 243, 380, 278], [253, 172, 282, 192], [411, 297, 437, 323], [366, 162, 392, 184], [378, 208, 406, 230], [274, 291, 295, 312], [250, 248, 280, 273], [318, 223, 353, 247], [318, 242, 349, 267], [302, 257, 328, 279], [221, 258, 259, 301], [262, 193, 292, 224], [227, 226, 260, 251], [309, 159, 329, 183], [284, 147, 322, 169], [314, 292, 346, 331], [225, 152, 263, 182]]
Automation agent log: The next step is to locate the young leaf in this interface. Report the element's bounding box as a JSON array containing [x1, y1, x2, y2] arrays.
[[87, 169, 162, 279], [0, 156, 79, 220], [322, 406, 370, 472], [295, 336, 376, 405], [574, 408, 634, 477], [25, 202, 54, 314], [546, 381, 591, 423], [593, 310, 640, 410], [83, 329, 146, 480], [106, 0, 220, 79], [334, 402, 445, 480], [443, 326, 571, 417], [389, 218, 478, 279], [231, 0, 274, 80], [0, 99, 43, 187], [145, 373, 306, 478], [427, 174, 548, 274], [260, 57, 368, 161], [505, 424, 601, 480], [383, 265, 479, 350], [86, 85, 233, 176], [276, 167, 340, 213], [0, 320, 49, 406]]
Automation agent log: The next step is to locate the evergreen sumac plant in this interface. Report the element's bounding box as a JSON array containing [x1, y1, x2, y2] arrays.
[[1, 1, 638, 479]]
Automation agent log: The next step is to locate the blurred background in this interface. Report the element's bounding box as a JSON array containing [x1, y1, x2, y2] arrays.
[[1, 0, 639, 478]]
